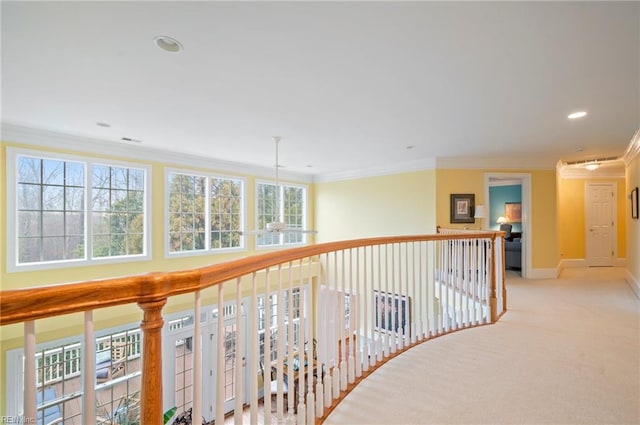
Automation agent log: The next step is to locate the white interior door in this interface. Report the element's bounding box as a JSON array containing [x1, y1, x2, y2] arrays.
[[585, 183, 616, 267]]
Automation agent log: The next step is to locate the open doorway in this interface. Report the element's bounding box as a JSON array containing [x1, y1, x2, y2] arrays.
[[484, 173, 532, 278]]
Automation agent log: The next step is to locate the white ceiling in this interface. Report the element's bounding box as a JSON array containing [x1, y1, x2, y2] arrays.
[[2, 1, 638, 179]]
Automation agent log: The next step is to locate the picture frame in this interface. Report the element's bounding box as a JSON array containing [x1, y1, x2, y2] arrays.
[[449, 194, 475, 223], [632, 187, 639, 219], [374, 290, 411, 336], [505, 202, 522, 223]]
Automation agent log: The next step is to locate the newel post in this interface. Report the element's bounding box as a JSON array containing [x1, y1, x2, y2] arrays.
[[489, 236, 498, 323], [138, 298, 167, 425]]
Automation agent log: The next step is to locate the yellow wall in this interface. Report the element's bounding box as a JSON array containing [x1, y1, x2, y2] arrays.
[[557, 177, 628, 261], [436, 169, 558, 270], [627, 152, 640, 288], [315, 170, 437, 242], [435, 169, 486, 230]]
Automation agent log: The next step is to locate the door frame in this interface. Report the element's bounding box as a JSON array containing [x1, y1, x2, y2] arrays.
[[484, 172, 532, 278]]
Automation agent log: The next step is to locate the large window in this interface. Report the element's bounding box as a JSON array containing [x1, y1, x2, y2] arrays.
[[7, 148, 150, 271], [167, 170, 244, 254], [256, 182, 308, 247]]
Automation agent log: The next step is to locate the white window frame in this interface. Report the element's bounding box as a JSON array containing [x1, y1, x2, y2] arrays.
[[6, 148, 152, 272], [255, 180, 310, 248], [164, 168, 246, 257]]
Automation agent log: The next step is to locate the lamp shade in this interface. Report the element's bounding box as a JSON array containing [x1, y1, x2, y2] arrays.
[[497, 216, 507, 224], [474, 205, 486, 219]]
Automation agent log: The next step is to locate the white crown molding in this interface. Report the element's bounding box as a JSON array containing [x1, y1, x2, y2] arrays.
[[1, 123, 314, 183], [622, 128, 640, 167], [557, 158, 626, 179], [436, 156, 556, 170], [558, 166, 625, 179], [314, 157, 437, 183]]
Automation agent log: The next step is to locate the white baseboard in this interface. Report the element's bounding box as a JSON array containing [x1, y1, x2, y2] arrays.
[[625, 270, 640, 299], [527, 268, 558, 279], [559, 259, 588, 269]]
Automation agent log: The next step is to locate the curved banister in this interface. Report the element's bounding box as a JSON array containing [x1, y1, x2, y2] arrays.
[[1, 233, 498, 326], [1, 231, 505, 425]]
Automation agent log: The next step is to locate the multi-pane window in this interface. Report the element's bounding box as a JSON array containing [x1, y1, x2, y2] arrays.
[[167, 171, 244, 254], [8, 148, 150, 271], [257, 182, 307, 247], [92, 165, 145, 257]]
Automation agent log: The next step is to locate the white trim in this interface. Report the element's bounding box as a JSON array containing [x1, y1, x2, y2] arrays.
[[557, 161, 625, 179], [438, 156, 555, 171], [2, 123, 314, 184], [314, 158, 436, 183], [622, 128, 640, 167], [625, 269, 640, 299], [528, 268, 559, 279], [484, 172, 532, 279], [6, 147, 152, 273]]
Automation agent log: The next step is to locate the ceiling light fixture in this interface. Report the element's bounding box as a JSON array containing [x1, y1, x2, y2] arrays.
[[153, 36, 183, 53], [584, 161, 600, 171], [568, 111, 587, 119]]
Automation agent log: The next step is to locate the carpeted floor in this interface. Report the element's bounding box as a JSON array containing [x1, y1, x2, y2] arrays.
[[325, 268, 640, 425]]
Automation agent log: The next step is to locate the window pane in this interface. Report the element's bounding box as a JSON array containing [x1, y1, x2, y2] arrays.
[[66, 236, 84, 259], [129, 169, 145, 191], [19, 237, 41, 263], [65, 212, 84, 235], [43, 185, 64, 210], [18, 183, 41, 210], [65, 161, 85, 186], [42, 236, 65, 261], [43, 212, 64, 236], [42, 159, 64, 185], [65, 187, 84, 211], [18, 157, 41, 183], [113, 167, 128, 190], [19, 211, 41, 236], [93, 165, 110, 189]]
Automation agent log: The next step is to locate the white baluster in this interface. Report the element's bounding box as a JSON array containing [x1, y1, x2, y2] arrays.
[[216, 284, 225, 425], [249, 274, 258, 425], [83, 311, 96, 425], [235, 278, 244, 425], [24, 321, 36, 422], [193, 291, 202, 425], [264, 268, 272, 425]]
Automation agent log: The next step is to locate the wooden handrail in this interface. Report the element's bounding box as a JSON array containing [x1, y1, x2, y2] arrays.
[[1, 233, 499, 326], [2, 231, 506, 425]]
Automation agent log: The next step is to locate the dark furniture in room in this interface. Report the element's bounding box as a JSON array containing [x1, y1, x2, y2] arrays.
[[500, 224, 522, 270]]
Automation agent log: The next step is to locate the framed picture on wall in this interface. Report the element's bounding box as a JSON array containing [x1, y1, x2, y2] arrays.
[[632, 187, 638, 219], [450, 194, 475, 223], [505, 202, 522, 223]]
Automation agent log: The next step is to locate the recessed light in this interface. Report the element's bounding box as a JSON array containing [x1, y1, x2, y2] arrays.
[[568, 111, 587, 119], [405, 145, 416, 150], [153, 36, 183, 53], [96, 122, 111, 128], [121, 137, 142, 143]]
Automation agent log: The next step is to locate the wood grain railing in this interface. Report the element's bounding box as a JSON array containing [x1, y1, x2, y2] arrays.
[[1, 233, 506, 424]]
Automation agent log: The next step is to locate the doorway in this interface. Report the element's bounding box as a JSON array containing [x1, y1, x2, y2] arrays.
[[485, 173, 532, 278], [585, 183, 616, 267]]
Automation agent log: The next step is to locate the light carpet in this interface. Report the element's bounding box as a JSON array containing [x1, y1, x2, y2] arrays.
[[324, 268, 640, 425]]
